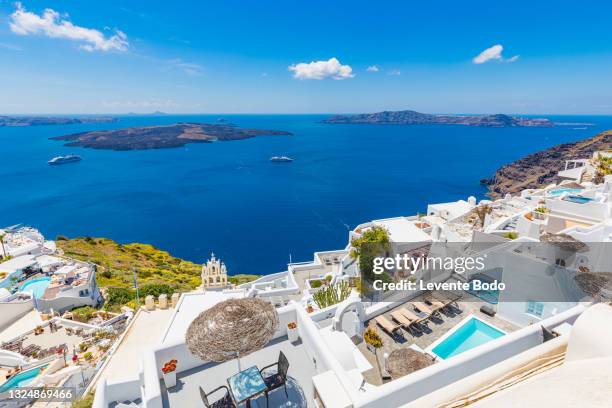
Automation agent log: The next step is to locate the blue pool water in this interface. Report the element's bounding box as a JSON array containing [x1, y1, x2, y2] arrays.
[[0, 365, 47, 393], [564, 195, 593, 204], [20, 277, 52, 298], [431, 317, 505, 360], [1, 115, 611, 275], [548, 187, 583, 197]]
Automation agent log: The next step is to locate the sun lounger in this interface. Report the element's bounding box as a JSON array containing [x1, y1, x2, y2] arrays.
[[428, 299, 445, 310], [399, 307, 422, 322], [390, 311, 422, 335], [374, 316, 402, 338], [432, 292, 463, 312], [412, 301, 434, 316]]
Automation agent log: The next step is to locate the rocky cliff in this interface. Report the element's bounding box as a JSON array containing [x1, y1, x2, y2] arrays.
[[483, 130, 612, 198]]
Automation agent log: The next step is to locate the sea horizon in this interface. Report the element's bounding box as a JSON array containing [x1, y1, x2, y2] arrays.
[[2, 113, 612, 275]]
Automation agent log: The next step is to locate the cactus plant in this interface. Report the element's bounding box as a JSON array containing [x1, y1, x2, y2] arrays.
[[312, 281, 351, 309]]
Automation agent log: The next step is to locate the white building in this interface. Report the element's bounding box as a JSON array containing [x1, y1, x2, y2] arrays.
[[201, 253, 229, 289]]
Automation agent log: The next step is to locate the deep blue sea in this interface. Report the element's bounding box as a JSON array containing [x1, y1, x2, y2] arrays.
[[2, 114, 611, 275]]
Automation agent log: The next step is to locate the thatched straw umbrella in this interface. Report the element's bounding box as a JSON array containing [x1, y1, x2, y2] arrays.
[[186, 298, 279, 368], [387, 348, 434, 379], [574, 272, 612, 301], [540, 233, 588, 253]]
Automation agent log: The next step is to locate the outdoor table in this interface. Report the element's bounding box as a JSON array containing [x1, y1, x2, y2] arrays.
[[227, 365, 267, 408]]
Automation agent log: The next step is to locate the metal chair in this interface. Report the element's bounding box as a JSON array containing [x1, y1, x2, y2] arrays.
[[260, 351, 290, 403], [199, 386, 236, 408]]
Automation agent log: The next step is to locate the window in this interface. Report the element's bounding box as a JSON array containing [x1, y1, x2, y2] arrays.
[[526, 301, 544, 317]]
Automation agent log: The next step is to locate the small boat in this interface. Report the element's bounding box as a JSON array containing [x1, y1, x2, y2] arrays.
[[270, 156, 293, 163], [48, 155, 82, 165]]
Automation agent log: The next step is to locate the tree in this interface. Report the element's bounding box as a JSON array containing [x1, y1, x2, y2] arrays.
[[350, 226, 390, 281], [593, 153, 612, 184], [474, 205, 493, 229]]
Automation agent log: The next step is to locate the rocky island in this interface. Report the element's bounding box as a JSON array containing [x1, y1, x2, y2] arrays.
[[322, 110, 553, 127], [483, 130, 612, 198], [50, 123, 292, 151], [0, 115, 116, 127]]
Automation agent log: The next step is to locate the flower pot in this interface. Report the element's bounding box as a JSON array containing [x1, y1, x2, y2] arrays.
[[163, 371, 177, 388], [287, 327, 299, 343]]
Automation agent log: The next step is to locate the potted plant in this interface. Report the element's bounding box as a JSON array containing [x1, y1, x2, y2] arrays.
[[287, 322, 299, 343], [162, 359, 178, 388]]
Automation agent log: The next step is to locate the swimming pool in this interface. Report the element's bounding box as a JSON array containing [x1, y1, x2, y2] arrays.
[[564, 195, 593, 204], [19, 277, 51, 299], [547, 187, 583, 197], [428, 315, 506, 360], [0, 365, 47, 393]]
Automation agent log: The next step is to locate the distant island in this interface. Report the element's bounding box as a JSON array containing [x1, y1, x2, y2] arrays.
[[126, 111, 168, 116], [50, 122, 292, 150], [321, 110, 553, 127], [0, 115, 116, 127], [483, 130, 612, 198]]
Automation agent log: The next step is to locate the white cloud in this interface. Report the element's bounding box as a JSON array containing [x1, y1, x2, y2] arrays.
[[366, 65, 379, 72], [167, 58, 203, 76], [288, 57, 354, 80], [473, 44, 519, 64], [9, 2, 128, 52], [0, 42, 22, 51], [388, 69, 401, 76], [506, 55, 520, 63]]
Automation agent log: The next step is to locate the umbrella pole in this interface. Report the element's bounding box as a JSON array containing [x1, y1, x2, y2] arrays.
[[236, 351, 241, 372]]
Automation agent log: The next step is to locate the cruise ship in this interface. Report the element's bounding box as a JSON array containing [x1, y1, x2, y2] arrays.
[[270, 156, 294, 162], [48, 154, 82, 165]]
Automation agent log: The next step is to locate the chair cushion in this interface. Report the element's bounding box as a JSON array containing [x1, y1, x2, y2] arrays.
[[264, 373, 284, 389], [210, 393, 235, 408]]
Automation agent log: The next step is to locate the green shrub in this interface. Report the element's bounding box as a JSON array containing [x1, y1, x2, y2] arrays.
[[140, 283, 174, 298], [105, 287, 135, 308], [310, 280, 322, 289], [71, 393, 94, 408], [72, 306, 97, 323], [324, 275, 332, 282]]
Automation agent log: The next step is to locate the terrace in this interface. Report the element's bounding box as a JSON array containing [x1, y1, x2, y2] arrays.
[[360, 292, 519, 385], [162, 336, 314, 407]]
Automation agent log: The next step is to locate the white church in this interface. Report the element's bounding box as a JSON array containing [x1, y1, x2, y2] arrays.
[[201, 253, 229, 290]]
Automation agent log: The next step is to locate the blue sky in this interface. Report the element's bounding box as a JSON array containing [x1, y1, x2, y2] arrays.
[[1, 0, 612, 114]]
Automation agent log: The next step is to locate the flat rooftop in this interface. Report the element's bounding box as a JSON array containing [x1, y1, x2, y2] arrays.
[[162, 291, 243, 344], [374, 218, 432, 243], [96, 308, 175, 383]]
